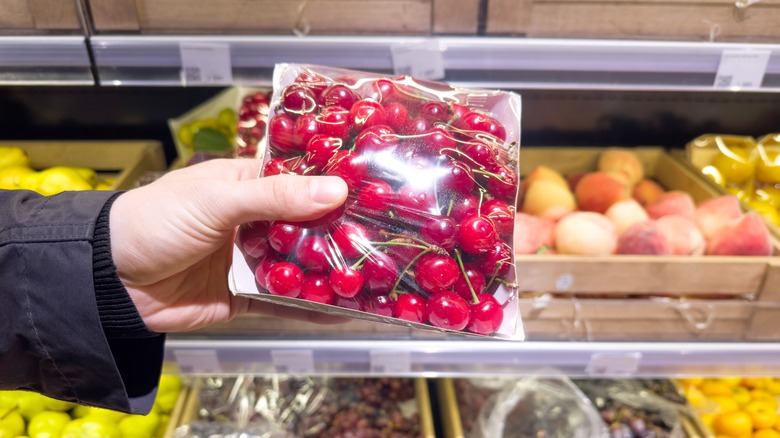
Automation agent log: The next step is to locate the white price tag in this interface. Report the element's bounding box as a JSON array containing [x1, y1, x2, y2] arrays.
[[271, 350, 315, 374], [174, 349, 222, 374], [585, 352, 642, 377], [179, 43, 233, 86], [714, 49, 771, 89], [391, 40, 445, 80], [370, 351, 411, 374]]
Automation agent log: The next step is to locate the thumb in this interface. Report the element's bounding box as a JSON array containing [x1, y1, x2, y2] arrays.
[[216, 174, 349, 228]]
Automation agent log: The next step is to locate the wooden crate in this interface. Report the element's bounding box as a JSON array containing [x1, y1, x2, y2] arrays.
[[485, 0, 533, 35], [516, 147, 780, 301], [0, 0, 82, 33], [2, 140, 166, 190], [88, 0, 473, 35], [528, 0, 780, 42], [175, 377, 435, 437]]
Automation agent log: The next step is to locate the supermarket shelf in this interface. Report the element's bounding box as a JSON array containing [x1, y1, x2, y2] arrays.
[[0, 36, 94, 85], [164, 338, 780, 377], [89, 35, 780, 91]]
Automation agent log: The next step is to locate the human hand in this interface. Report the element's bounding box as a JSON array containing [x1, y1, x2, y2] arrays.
[[109, 158, 349, 333]]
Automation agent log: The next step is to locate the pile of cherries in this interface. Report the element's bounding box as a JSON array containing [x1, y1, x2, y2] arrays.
[[238, 68, 518, 336], [236, 90, 273, 157]]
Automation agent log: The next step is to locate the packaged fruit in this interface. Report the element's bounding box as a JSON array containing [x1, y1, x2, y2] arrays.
[[231, 64, 522, 339]]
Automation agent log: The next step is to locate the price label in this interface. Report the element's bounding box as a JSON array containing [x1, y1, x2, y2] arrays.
[[179, 43, 233, 86], [585, 352, 642, 377], [174, 349, 222, 374], [714, 49, 771, 89], [271, 350, 315, 374], [370, 351, 411, 374], [391, 40, 445, 80]]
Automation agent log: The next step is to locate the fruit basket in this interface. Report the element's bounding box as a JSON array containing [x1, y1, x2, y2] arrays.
[[173, 376, 435, 438], [0, 140, 166, 191], [527, 0, 780, 42], [516, 147, 780, 299]]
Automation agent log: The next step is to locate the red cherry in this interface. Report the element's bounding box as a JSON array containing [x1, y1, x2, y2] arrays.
[[268, 221, 303, 254], [240, 221, 270, 259], [329, 266, 365, 298], [294, 235, 331, 273], [263, 157, 288, 176], [286, 156, 317, 175], [400, 116, 432, 136], [300, 273, 335, 305], [468, 294, 504, 335], [476, 241, 513, 278], [455, 111, 507, 141], [318, 105, 350, 140], [395, 183, 439, 222], [331, 221, 370, 259], [324, 150, 368, 191], [356, 179, 395, 215], [384, 102, 410, 132], [420, 216, 457, 251], [450, 194, 479, 222], [321, 84, 358, 110], [350, 99, 386, 132], [306, 135, 343, 168], [268, 114, 297, 154], [487, 164, 518, 202], [415, 253, 459, 293], [461, 140, 498, 169], [362, 252, 399, 295], [281, 84, 318, 115], [366, 295, 395, 317], [420, 102, 450, 124], [480, 199, 514, 236], [334, 293, 364, 311], [266, 261, 304, 297], [293, 114, 319, 149], [458, 215, 498, 254], [427, 291, 470, 331], [294, 71, 328, 97], [354, 125, 399, 155], [439, 160, 475, 194], [252, 91, 270, 105], [296, 201, 350, 229], [421, 127, 457, 155], [368, 79, 398, 103], [394, 294, 427, 323], [451, 103, 469, 120], [453, 263, 486, 301], [254, 255, 279, 289]]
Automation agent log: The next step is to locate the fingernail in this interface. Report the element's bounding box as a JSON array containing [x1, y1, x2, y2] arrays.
[[310, 177, 347, 205]]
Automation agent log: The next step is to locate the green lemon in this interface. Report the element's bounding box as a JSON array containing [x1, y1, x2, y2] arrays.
[[28, 411, 70, 438]]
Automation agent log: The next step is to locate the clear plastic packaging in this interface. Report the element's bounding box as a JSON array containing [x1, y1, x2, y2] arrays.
[[230, 64, 523, 339], [453, 375, 608, 438]]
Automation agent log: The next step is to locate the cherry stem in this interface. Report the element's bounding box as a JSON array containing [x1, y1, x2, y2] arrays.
[[439, 147, 482, 169], [369, 240, 430, 251], [454, 249, 480, 305], [391, 248, 432, 295], [477, 188, 485, 215], [472, 168, 505, 181], [379, 231, 429, 247], [446, 198, 454, 216]]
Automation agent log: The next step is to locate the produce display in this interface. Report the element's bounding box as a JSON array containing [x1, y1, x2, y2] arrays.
[[178, 377, 426, 438], [516, 148, 773, 257], [679, 377, 780, 438], [233, 64, 522, 338], [0, 374, 182, 438], [688, 133, 780, 229], [0, 146, 115, 194]]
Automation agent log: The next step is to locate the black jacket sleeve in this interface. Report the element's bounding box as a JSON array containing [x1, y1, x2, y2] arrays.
[[0, 189, 165, 414]]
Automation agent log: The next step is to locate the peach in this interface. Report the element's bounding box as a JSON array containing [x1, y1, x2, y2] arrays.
[[617, 221, 673, 255], [632, 179, 665, 206], [695, 195, 743, 239], [605, 199, 650, 236], [574, 172, 630, 214], [567, 172, 586, 192], [706, 212, 773, 256], [513, 213, 556, 254], [645, 191, 696, 220], [522, 179, 576, 220], [655, 215, 705, 255], [522, 166, 568, 190], [555, 212, 617, 256], [598, 148, 645, 185]]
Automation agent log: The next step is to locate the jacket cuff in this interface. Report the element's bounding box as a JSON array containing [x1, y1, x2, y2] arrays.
[[93, 192, 156, 338]]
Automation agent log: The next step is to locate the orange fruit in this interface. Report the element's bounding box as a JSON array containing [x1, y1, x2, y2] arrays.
[[711, 396, 741, 414], [718, 377, 744, 388], [754, 429, 780, 438], [751, 390, 779, 410], [743, 378, 767, 389], [764, 380, 780, 396], [746, 401, 777, 429], [713, 411, 753, 437], [701, 380, 737, 397], [734, 387, 753, 406]]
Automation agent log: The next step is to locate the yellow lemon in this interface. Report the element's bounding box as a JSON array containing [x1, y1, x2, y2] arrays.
[[712, 411, 753, 437], [750, 390, 779, 410], [742, 377, 767, 389], [755, 429, 780, 438], [701, 380, 735, 398], [0, 147, 30, 168], [685, 385, 708, 408], [68, 167, 98, 187], [765, 379, 780, 396], [733, 387, 753, 406], [711, 396, 740, 414], [718, 377, 745, 388], [36, 167, 92, 196], [0, 166, 35, 189]]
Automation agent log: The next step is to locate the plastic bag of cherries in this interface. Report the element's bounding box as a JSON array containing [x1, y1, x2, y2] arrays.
[[230, 63, 523, 339]]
